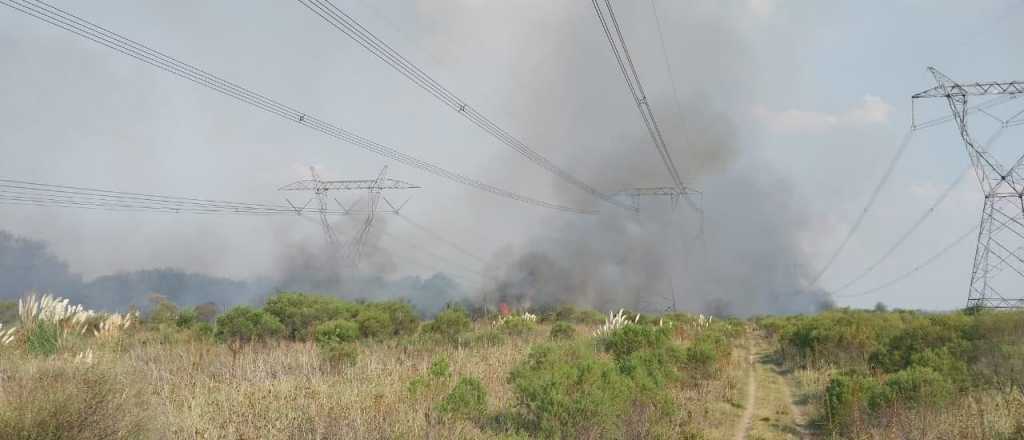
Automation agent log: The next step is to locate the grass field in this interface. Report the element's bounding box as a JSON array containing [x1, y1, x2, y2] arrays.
[[1, 293, 1022, 439]]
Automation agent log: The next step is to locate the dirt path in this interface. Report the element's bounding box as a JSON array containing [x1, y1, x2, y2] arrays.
[[734, 349, 758, 440], [735, 338, 817, 440]]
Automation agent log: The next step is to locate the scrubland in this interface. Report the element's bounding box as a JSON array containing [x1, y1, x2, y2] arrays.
[[760, 308, 1024, 439], [2, 293, 1022, 439], [0, 293, 749, 439]]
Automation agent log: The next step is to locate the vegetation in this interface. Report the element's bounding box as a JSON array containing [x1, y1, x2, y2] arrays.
[[3, 289, 1020, 439], [763, 308, 1024, 438], [421, 306, 472, 342], [214, 306, 284, 345]]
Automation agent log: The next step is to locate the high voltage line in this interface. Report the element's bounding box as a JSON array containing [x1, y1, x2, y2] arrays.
[[836, 225, 979, 299], [832, 127, 1008, 294], [590, 0, 688, 193], [0, 0, 596, 215], [814, 93, 1023, 295], [0, 176, 491, 287], [295, 0, 634, 213], [394, 213, 488, 265], [0, 178, 357, 215], [807, 129, 916, 287]]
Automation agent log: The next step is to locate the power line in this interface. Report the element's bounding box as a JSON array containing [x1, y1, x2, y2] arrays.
[[379, 229, 493, 284], [646, 0, 696, 153], [590, 0, 688, 192], [0, 177, 364, 215], [394, 213, 488, 265], [836, 225, 978, 299], [807, 129, 916, 287], [295, 0, 634, 213], [0, 0, 596, 215], [832, 127, 1008, 293]]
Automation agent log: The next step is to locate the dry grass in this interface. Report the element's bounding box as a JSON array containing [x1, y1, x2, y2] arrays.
[[0, 322, 754, 439], [770, 344, 1024, 440]]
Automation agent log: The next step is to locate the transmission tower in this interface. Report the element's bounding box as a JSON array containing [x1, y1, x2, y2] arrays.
[[279, 166, 419, 266], [913, 67, 1024, 309], [612, 186, 704, 312]]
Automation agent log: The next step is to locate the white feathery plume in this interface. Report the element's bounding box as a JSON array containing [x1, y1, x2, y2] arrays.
[[0, 323, 16, 346], [594, 309, 630, 337]]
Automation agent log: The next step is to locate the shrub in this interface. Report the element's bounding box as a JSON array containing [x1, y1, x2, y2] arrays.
[[193, 322, 215, 339], [508, 342, 635, 438], [422, 307, 472, 342], [145, 294, 179, 326], [214, 306, 285, 345], [908, 347, 969, 387], [193, 302, 219, 323], [883, 365, 954, 408], [264, 292, 358, 340], [500, 316, 537, 336], [549, 322, 575, 340], [26, 322, 61, 356], [870, 314, 969, 373], [175, 309, 199, 328], [438, 377, 488, 421], [429, 357, 452, 380], [363, 301, 420, 337], [355, 308, 391, 339], [319, 342, 359, 369], [601, 324, 672, 362], [315, 319, 360, 346], [0, 364, 150, 439], [824, 372, 887, 435]]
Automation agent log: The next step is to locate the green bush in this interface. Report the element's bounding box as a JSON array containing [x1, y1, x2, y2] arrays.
[[907, 347, 969, 387], [26, 322, 61, 356], [145, 295, 179, 327], [362, 301, 420, 337], [175, 309, 199, 328], [315, 319, 360, 346], [355, 308, 391, 339], [600, 324, 672, 362], [508, 342, 635, 438], [422, 307, 472, 342], [214, 306, 285, 345], [319, 342, 359, 369], [883, 365, 954, 407], [429, 357, 452, 380], [438, 377, 488, 422], [824, 372, 887, 435], [264, 292, 358, 341], [192, 322, 215, 339], [549, 322, 575, 340], [500, 316, 536, 336], [870, 314, 969, 373]]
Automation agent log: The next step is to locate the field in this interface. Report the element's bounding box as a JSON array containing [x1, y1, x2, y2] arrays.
[[1, 293, 1022, 439]]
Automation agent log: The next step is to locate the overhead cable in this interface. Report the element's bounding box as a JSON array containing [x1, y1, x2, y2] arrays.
[[807, 129, 916, 287], [0, 0, 595, 215], [296, 0, 634, 212]]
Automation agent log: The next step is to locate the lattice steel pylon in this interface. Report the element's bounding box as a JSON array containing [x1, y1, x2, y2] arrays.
[[913, 67, 1024, 309], [279, 166, 419, 266], [611, 186, 705, 312]]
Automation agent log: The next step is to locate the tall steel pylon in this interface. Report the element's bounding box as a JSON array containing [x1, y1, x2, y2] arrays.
[[913, 67, 1024, 309], [611, 186, 704, 312], [279, 166, 419, 267]]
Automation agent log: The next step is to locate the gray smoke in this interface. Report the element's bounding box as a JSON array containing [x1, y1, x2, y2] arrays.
[[432, 0, 836, 316]]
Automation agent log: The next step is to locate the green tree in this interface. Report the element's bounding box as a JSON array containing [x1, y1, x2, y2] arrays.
[[214, 306, 284, 345]]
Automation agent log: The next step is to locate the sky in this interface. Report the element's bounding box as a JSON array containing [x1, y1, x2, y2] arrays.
[[1, 0, 1022, 312]]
